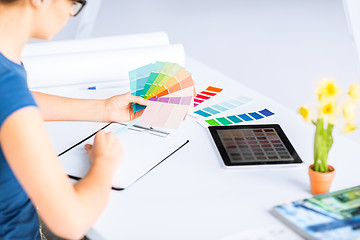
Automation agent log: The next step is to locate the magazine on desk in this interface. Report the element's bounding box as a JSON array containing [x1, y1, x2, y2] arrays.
[[58, 122, 189, 191], [272, 186, 360, 240]]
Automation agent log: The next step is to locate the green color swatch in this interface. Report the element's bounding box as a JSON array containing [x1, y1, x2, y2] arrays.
[[216, 117, 233, 125], [205, 119, 221, 126]]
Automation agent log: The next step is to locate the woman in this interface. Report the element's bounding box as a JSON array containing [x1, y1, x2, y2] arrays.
[[0, 0, 148, 239]]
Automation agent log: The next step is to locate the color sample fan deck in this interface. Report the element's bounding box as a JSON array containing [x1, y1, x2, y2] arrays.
[[141, 61, 166, 100], [129, 63, 153, 97], [149, 96, 193, 105], [129, 61, 195, 113], [153, 69, 194, 98], [194, 86, 223, 107], [129, 62, 195, 129], [140, 95, 193, 128], [144, 63, 183, 99], [129, 63, 154, 112]]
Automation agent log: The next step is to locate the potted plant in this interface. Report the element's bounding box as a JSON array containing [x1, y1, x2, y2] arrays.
[[299, 79, 360, 195]]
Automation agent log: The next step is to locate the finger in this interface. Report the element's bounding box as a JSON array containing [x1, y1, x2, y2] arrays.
[[127, 93, 150, 106], [105, 131, 115, 138], [96, 129, 105, 137], [93, 130, 105, 143], [84, 144, 92, 152], [133, 108, 146, 119]]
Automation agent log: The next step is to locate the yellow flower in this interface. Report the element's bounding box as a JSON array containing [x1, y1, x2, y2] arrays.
[[316, 79, 340, 101], [300, 79, 359, 135], [342, 123, 356, 133], [348, 83, 360, 102], [343, 100, 356, 122], [299, 105, 311, 121], [319, 100, 338, 120], [321, 103, 334, 114]]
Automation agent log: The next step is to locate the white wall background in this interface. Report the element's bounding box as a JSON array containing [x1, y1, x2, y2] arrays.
[[53, 0, 360, 140], [344, 0, 360, 66]]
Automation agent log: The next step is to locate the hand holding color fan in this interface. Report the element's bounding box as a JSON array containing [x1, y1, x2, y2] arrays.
[[129, 62, 195, 129]]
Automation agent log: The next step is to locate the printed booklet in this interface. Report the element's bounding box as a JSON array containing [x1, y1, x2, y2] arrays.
[[272, 186, 360, 240]]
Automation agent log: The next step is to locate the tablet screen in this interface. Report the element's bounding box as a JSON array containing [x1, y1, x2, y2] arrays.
[[209, 124, 303, 166]]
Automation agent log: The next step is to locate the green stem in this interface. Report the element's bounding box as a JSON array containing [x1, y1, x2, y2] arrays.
[[313, 119, 333, 173]]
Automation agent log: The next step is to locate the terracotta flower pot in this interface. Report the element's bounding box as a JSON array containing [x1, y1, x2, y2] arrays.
[[308, 164, 335, 195]]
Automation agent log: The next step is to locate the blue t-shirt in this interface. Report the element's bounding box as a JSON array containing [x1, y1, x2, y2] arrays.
[[0, 53, 40, 239]]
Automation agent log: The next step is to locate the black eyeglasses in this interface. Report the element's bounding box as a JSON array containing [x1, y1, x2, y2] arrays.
[[70, 0, 87, 17]]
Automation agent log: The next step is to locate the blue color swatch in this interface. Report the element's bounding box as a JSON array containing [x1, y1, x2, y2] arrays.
[[248, 112, 264, 120], [238, 114, 253, 121], [194, 110, 212, 117], [203, 107, 220, 115], [227, 115, 243, 123], [259, 108, 275, 117]]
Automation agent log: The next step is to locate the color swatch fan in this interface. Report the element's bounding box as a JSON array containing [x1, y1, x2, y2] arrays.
[[129, 62, 195, 129]]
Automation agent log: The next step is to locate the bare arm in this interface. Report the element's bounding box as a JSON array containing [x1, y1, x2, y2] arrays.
[[32, 91, 107, 122], [32, 91, 150, 122], [0, 106, 122, 239]]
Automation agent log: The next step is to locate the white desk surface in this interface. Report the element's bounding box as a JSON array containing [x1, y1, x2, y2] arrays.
[[41, 57, 360, 240]]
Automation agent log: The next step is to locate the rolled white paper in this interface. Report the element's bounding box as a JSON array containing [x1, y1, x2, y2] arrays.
[[22, 32, 169, 57], [24, 44, 185, 88], [22, 33, 186, 89]]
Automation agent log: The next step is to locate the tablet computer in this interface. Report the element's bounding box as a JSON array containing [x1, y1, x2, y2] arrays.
[[208, 124, 303, 167]]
